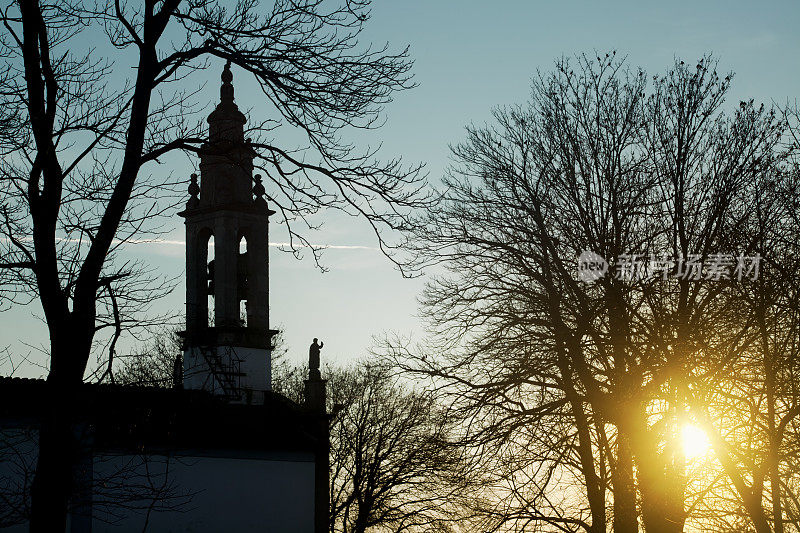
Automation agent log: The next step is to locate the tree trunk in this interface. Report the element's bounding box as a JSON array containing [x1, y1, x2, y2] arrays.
[[29, 393, 74, 532], [769, 427, 784, 533], [30, 319, 91, 532], [613, 433, 638, 533], [561, 370, 606, 533], [623, 408, 685, 533], [763, 322, 783, 533], [636, 450, 686, 533], [353, 498, 371, 533]]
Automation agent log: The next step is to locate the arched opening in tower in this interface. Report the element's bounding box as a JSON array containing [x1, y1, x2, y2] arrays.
[[238, 234, 248, 327], [206, 233, 215, 327]]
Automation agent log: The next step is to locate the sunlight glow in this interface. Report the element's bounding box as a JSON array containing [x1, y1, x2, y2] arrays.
[[681, 424, 712, 459]]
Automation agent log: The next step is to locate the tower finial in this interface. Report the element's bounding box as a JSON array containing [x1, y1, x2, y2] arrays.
[[187, 173, 200, 209], [253, 174, 266, 200], [221, 60, 234, 103]]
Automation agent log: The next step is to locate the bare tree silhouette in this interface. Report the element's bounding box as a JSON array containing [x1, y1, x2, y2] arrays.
[[391, 53, 798, 532], [681, 105, 800, 533], [275, 360, 473, 533], [114, 326, 183, 388]]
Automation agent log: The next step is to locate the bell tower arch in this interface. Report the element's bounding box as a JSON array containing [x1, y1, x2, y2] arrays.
[[179, 61, 277, 402]]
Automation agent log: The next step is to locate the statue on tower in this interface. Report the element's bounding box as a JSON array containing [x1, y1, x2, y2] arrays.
[[309, 338, 323, 380]]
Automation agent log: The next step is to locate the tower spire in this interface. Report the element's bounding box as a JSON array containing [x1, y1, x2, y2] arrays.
[[207, 60, 246, 143]]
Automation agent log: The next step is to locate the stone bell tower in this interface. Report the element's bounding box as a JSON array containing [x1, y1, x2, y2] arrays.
[[179, 61, 277, 403]]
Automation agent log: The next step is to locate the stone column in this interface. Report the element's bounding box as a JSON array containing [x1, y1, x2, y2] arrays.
[[185, 226, 209, 335], [214, 219, 240, 327], [247, 224, 269, 331]]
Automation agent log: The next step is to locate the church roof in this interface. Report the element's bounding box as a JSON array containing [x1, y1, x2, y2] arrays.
[[0, 377, 324, 456]]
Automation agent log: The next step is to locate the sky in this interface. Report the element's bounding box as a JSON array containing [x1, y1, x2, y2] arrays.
[[2, 0, 800, 376]]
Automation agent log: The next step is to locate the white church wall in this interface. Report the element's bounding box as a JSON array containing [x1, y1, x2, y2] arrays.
[[183, 346, 270, 403], [0, 434, 317, 533], [92, 452, 315, 532], [236, 346, 270, 391]]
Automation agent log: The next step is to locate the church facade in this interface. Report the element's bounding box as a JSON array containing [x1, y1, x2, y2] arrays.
[[0, 63, 329, 533]]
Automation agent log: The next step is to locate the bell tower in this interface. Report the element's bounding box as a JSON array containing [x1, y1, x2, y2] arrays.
[[179, 61, 277, 403]]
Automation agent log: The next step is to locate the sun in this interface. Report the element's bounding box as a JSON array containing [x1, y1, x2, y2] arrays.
[[681, 424, 712, 459]]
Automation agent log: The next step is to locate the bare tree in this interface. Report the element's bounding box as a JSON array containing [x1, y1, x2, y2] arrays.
[[682, 132, 800, 532], [114, 326, 183, 388], [275, 360, 472, 533], [0, 427, 36, 528], [393, 53, 795, 532], [0, 1, 428, 530]]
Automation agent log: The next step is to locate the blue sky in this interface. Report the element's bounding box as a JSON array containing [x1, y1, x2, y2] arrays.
[[2, 0, 799, 376]]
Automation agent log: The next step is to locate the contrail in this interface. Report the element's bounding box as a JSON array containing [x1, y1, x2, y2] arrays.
[[124, 239, 378, 250], [269, 242, 377, 250], [1, 236, 379, 251]]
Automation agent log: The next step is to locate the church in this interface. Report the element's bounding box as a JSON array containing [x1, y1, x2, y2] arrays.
[[0, 63, 329, 532]]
